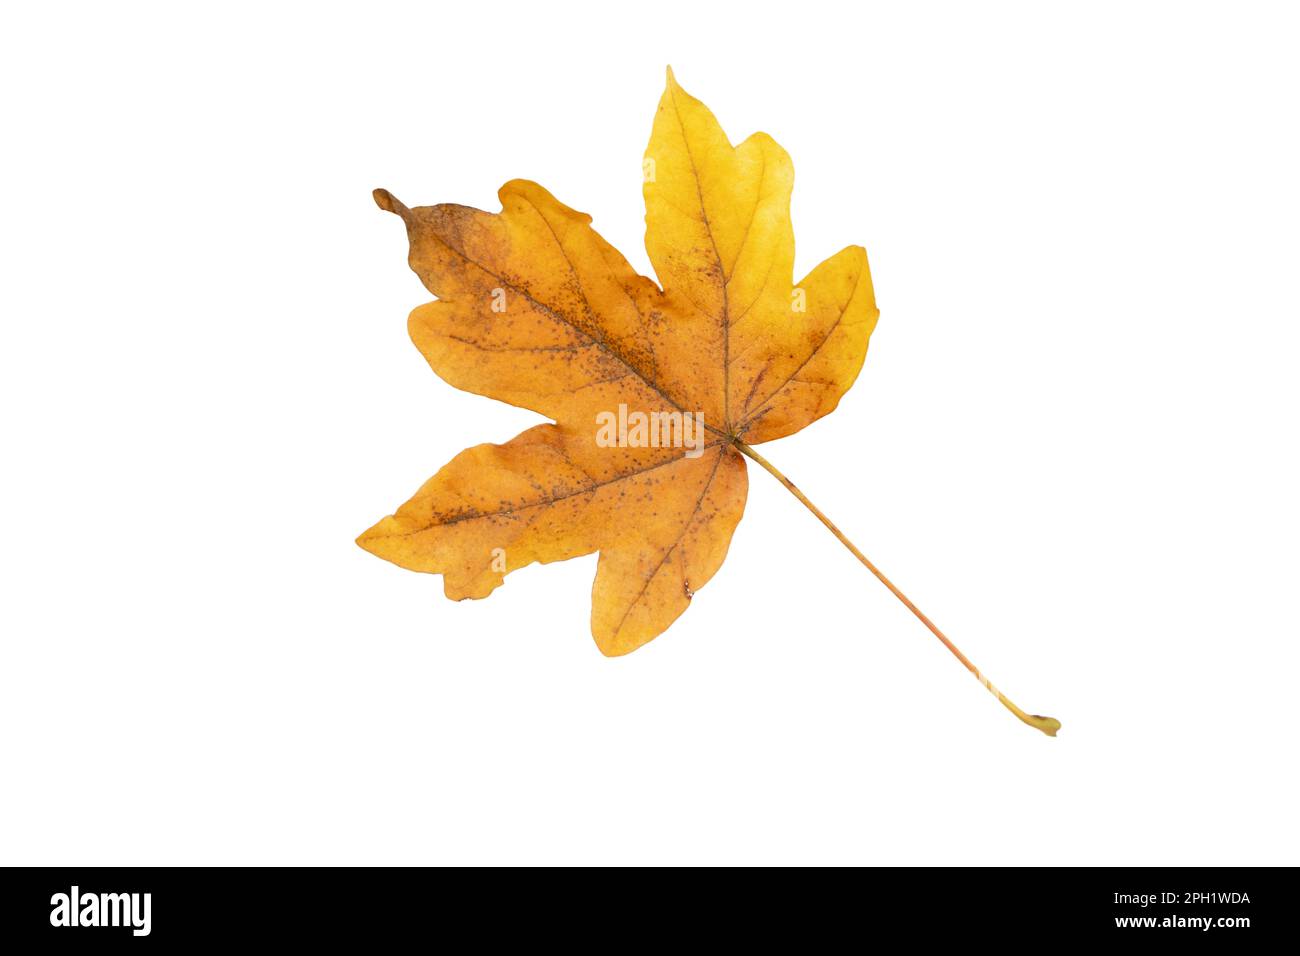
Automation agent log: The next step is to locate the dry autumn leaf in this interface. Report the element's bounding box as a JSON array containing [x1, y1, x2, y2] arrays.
[[359, 69, 1060, 736]]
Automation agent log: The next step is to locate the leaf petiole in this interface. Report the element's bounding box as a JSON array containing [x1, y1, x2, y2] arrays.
[[732, 439, 1061, 737]]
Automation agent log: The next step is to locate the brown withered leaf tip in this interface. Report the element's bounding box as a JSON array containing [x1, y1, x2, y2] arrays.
[[359, 69, 878, 657]]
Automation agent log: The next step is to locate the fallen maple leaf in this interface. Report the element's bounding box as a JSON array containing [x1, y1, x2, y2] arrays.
[[359, 69, 1060, 736]]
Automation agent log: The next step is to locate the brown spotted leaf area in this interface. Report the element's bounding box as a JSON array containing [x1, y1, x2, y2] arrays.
[[359, 70, 879, 656]]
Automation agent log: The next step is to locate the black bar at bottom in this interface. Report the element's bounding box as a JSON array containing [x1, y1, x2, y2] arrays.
[[0, 866, 1288, 945]]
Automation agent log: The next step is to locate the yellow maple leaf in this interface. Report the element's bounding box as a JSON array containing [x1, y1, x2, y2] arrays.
[[359, 69, 1059, 736]]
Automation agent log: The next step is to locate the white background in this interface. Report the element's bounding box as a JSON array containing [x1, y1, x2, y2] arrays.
[[2, 1, 1297, 866]]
